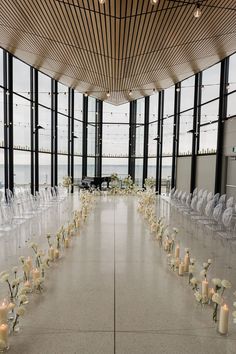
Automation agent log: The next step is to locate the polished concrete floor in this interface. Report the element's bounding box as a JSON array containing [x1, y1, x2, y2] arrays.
[[1, 195, 236, 353]]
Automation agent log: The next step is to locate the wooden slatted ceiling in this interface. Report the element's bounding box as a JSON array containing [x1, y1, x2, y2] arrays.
[[0, 0, 235, 104]]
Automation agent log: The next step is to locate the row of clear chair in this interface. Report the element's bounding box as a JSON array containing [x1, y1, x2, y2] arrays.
[[0, 186, 67, 232], [170, 187, 236, 239]]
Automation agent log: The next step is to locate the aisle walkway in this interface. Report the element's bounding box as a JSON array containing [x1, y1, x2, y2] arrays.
[[9, 196, 236, 353]]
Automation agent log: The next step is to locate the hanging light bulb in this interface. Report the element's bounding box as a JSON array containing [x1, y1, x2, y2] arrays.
[[128, 90, 132, 96], [193, 4, 202, 18], [150, 0, 158, 5], [176, 87, 180, 92], [84, 92, 88, 97], [153, 88, 156, 94], [106, 91, 110, 98], [99, 0, 105, 4]]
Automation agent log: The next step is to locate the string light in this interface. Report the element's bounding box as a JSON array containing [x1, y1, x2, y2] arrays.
[[194, 4, 202, 18], [150, 0, 158, 5], [84, 92, 88, 97], [99, 0, 105, 4], [128, 90, 132, 97], [106, 91, 110, 98]]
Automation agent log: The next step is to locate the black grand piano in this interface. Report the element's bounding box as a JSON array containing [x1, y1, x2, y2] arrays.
[[79, 176, 111, 190]]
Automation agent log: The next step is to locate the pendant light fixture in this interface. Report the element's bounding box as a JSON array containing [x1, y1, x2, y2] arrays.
[[194, 4, 202, 18]]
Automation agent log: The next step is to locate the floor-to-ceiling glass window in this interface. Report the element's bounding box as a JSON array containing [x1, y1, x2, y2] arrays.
[[0, 49, 4, 188], [102, 102, 129, 179], [57, 83, 69, 184], [178, 76, 195, 155], [87, 96, 96, 176], [199, 100, 219, 153], [13, 57, 31, 188], [162, 86, 174, 194], [227, 53, 236, 117], [74, 91, 83, 182], [38, 72, 52, 188], [148, 93, 158, 179], [135, 98, 145, 186]]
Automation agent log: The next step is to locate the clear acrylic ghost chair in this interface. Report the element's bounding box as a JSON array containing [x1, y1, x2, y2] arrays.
[[213, 193, 220, 205], [178, 193, 192, 213], [218, 207, 235, 239], [183, 195, 198, 216], [201, 190, 208, 200], [226, 196, 234, 209], [206, 192, 214, 202], [197, 189, 204, 199], [197, 199, 216, 225], [190, 198, 206, 219], [54, 186, 66, 201], [4, 189, 14, 205], [170, 188, 175, 198], [218, 194, 226, 205], [0, 202, 16, 231], [206, 203, 224, 231], [173, 189, 179, 200], [174, 191, 185, 208]]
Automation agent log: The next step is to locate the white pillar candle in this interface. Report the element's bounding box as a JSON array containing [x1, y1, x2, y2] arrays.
[[48, 247, 54, 261], [23, 264, 30, 279], [219, 304, 229, 335], [179, 262, 185, 276], [208, 287, 215, 301], [0, 301, 8, 325], [0, 324, 8, 349], [175, 258, 180, 269], [26, 257, 33, 270], [175, 244, 180, 258], [32, 268, 40, 281], [202, 279, 209, 298], [64, 238, 69, 248], [184, 253, 190, 272], [54, 249, 60, 259]]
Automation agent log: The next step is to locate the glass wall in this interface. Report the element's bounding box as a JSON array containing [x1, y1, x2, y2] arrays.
[[39, 153, 51, 187], [0, 47, 232, 195], [14, 150, 31, 186], [12, 57, 31, 187], [181, 76, 195, 112], [201, 63, 220, 103], [178, 110, 193, 155], [199, 99, 219, 153], [102, 102, 129, 179]]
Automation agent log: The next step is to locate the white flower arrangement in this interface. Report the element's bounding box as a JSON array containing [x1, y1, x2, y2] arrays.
[[144, 177, 155, 189], [221, 279, 232, 289], [62, 176, 72, 188], [212, 278, 231, 322], [212, 293, 223, 305]]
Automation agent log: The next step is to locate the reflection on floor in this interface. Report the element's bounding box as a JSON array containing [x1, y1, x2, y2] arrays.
[[1, 195, 236, 354]]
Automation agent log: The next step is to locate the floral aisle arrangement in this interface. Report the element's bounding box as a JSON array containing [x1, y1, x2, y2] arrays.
[[110, 173, 121, 195], [144, 177, 155, 191], [62, 176, 72, 192], [0, 190, 95, 352], [137, 190, 234, 337]]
